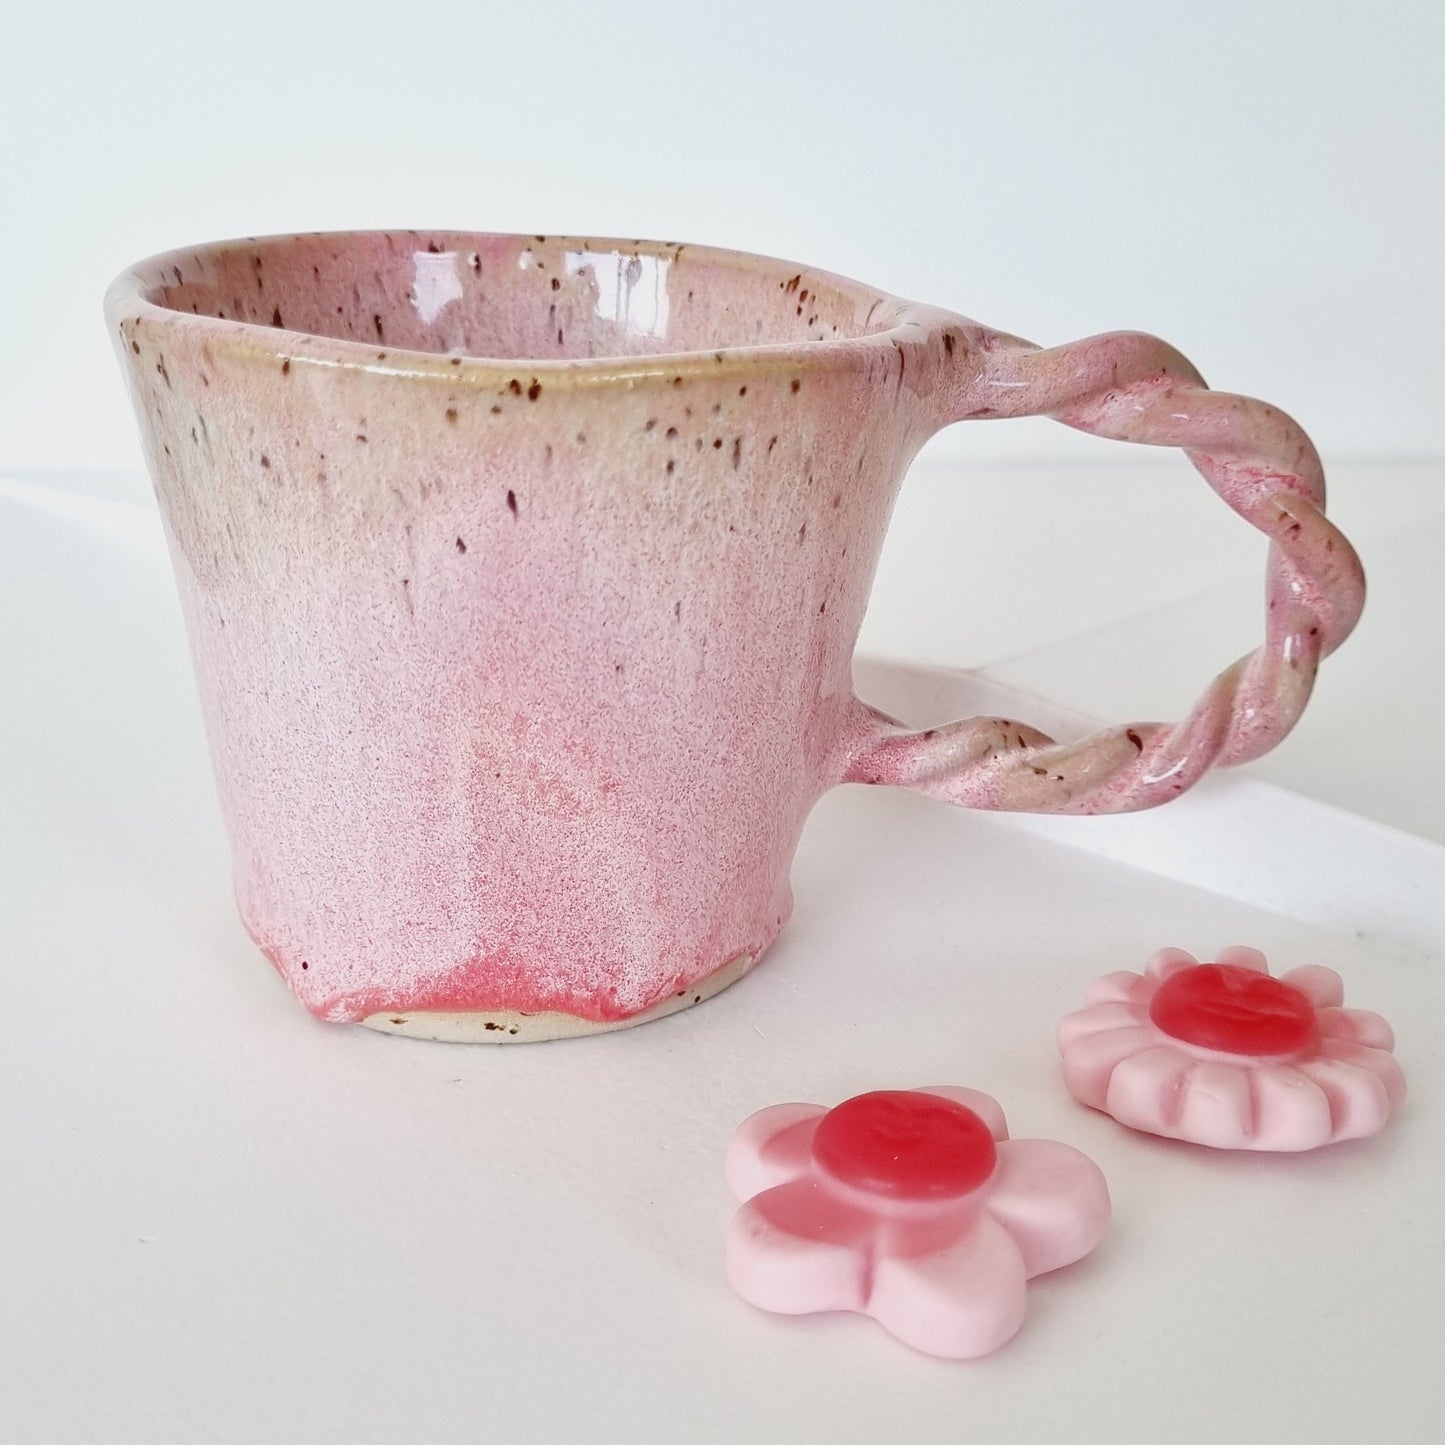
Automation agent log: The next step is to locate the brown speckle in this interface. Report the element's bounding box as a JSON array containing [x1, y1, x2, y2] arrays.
[[943, 332, 956, 356], [790, 378, 801, 393], [450, 357, 462, 366], [712, 437, 723, 449], [671, 375, 684, 386], [1126, 729, 1144, 752], [271, 306, 284, 328], [665, 426, 678, 440], [731, 437, 742, 469], [550, 277, 561, 291], [456, 537, 467, 553], [738, 385, 747, 396], [767, 435, 778, 453], [259, 454, 270, 469], [281, 358, 291, 376], [665, 459, 675, 475], [528, 381, 542, 400], [508, 379, 522, 395], [390, 1016, 406, 1026], [832, 492, 841, 508], [797, 523, 807, 543], [506, 489, 518, 515], [373, 313, 385, 339], [445, 407, 458, 424], [300, 960, 308, 970], [644, 418, 656, 431], [155, 357, 171, 387], [490, 404, 503, 414], [130, 339, 140, 354]]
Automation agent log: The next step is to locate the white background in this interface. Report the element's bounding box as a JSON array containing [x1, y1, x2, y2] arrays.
[[2, 0, 1442, 472]]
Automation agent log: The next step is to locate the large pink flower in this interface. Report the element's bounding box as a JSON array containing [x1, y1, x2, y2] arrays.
[[724, 1087, 1110, 1359], [1058, 947, 1406, 1150]]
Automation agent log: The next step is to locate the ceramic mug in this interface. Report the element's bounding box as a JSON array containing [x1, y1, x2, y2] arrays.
[[107, 232, 1363, 1041]]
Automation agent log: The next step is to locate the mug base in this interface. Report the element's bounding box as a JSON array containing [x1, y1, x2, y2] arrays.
[[356, 949, 758, 1043]]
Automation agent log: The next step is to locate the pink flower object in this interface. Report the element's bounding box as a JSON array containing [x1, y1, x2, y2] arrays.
[[1058, 947, 1406, 1150], [724, 1088, 1110, 1359]]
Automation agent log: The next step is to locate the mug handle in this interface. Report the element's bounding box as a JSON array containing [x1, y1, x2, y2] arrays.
[[846, 328, 1366, 814]]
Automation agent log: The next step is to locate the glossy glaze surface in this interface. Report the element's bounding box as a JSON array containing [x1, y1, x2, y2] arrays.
[[107, 232, 1364, 1031]]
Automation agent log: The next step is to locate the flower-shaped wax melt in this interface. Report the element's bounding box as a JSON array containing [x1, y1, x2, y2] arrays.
[[724, 1087, 1109, 1359], [1058, 947, 1405, 1150]]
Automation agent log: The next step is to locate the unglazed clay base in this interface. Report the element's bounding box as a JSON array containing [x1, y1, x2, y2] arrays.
[[359, 950, 756, 1042]]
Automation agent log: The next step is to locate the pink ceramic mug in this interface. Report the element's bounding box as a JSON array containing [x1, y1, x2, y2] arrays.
[[107, 232, 1363, 1041]]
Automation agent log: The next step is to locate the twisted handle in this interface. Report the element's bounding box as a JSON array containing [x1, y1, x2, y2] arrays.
[[847, 329, 1365, 814]]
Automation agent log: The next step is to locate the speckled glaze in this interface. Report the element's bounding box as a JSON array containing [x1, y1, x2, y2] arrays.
[[106, 232, 1364, 1039]]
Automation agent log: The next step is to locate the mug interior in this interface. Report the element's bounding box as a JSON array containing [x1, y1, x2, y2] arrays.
[[144, 232, 899, 363]]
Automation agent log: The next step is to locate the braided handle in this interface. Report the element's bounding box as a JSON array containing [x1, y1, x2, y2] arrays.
[[847, 329, 1365, 814]]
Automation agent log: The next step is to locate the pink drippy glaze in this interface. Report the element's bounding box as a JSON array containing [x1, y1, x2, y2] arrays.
[[725, 1088, 1110, 1359], [1058, 948, 1406, 1150], [105, 233, 1364, 1035]]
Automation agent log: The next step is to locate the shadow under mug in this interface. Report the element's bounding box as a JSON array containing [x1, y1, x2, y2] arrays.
[[106, 232, 1363, 1041]]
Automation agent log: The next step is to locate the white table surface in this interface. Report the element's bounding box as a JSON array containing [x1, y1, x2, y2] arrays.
[[2, 459, 1442, 1444]]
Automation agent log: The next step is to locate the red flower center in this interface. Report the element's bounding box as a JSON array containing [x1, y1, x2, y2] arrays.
[[1149, 963, 1319, 1056], [812, 1091, 998, 1201]]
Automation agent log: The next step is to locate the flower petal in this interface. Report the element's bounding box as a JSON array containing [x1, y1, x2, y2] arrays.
[[984, 1139, 1110, 1277], [868, 1213, 1029, 1359], [1319, 1038, 1407, 1107], [1145, 947, 1197, 981], [726, 1179, 873, 1316], [1248, 1064, 1334, 1151], [1294, 1057, 1393, 1142], [1085, 970, 1154, 1007], [913, 1087, 1008, 1141], [1060, 1025, 1156, 1110], [1103, 1044, 1196, 1134], [1280, 964, 1344, 1009], [1316, 1006, 1395, 1051], [725, 1103, 826, 1200], [1215, 945, 1269, 972], [1057, 1001, 1148, 1051], [1173, 1059, 1255, 1148]]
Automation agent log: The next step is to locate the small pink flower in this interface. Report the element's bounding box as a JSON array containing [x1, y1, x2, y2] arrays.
[[724, 1087, 1110, 1359], [1058, 947, 1406, 1150]]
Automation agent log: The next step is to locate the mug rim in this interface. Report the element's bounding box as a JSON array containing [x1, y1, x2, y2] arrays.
[[105, 229, 951, 390]]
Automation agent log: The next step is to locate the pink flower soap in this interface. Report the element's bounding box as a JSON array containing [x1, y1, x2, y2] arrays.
[[1058, 947, 1406, 1150], [724, 1087, 1110, 1359]]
